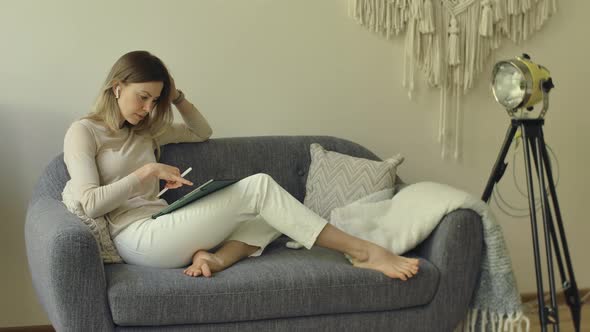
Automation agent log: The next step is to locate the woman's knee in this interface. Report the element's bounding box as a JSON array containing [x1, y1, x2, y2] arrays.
[[242, 173, 278, 197], [246, 172, 273, 184]]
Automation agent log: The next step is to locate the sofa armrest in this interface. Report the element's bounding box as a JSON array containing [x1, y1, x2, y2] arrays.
[[25, 198, 115, 332], [413, 208, 484, 331]]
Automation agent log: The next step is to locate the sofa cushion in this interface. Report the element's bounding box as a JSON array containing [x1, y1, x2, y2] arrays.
[[304, 143, 404, 220], [105, 237, 438, 326]]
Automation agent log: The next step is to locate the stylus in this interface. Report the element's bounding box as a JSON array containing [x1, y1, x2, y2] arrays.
[[156, 167, 193, 198]]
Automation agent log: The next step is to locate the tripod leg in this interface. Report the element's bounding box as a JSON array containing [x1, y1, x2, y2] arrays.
[[539, 130, 582, 332], [528, 140, 567, 283], [531, 128, 560, 330], [482, 122, 518, 202], [520, 123, 549, 332]]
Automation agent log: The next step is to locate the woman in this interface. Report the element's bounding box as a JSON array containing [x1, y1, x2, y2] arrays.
[[63, 50, 419, 280]]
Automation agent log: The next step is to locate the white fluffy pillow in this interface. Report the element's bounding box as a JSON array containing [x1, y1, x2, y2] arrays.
[[330, 182, 479, 256]]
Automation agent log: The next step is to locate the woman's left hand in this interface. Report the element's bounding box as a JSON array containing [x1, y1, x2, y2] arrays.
[[169, 76, 180, 102]]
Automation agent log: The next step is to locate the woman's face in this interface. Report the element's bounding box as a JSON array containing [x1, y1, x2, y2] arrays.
[[115, 81, 164, 127]]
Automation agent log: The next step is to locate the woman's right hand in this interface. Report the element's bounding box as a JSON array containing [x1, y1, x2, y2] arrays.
[[135, 163, 193, 189]]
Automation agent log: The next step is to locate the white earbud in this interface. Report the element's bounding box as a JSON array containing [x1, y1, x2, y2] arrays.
[[115, 87, 120, 99]]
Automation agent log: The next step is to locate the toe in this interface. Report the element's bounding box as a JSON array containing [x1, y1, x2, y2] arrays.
[[401, 262, 417, 274], [400, 266, 414, 278], [389, 266, 408, 280], [188, 269, 201, 277], [202, 263, 212, 277], [401, 270, 412, 279]]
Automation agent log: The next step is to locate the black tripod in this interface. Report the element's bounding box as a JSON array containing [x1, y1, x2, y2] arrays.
[[482, 118, 582, 332]]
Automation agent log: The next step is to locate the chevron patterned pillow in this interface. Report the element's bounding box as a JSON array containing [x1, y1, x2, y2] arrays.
[[303, 143, 404, 220]]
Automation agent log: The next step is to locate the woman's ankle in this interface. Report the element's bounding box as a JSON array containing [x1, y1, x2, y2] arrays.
[[315, 224, 369, 262], [214, 240, 260, 268], [348, 243, 370, 263]]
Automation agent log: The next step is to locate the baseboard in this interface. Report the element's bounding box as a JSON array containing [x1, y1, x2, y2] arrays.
[[0, 326, 54, 332], [521, 287, 589, 306]]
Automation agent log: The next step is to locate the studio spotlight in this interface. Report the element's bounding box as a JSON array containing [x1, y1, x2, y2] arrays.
[[482, 54, 582, 332]]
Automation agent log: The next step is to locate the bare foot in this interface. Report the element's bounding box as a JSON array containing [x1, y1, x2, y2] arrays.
[[350, 244, 420, 281], [183, 250, 226, 278]]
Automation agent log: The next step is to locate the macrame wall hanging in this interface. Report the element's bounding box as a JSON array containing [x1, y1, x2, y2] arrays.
[[349, 0, 558, 161]]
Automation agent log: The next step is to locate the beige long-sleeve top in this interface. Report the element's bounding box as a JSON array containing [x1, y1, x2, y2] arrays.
[[63, 106, 212, 237]]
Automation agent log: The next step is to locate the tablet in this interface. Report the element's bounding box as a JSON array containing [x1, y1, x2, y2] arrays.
[[151, 179, 240, 219]]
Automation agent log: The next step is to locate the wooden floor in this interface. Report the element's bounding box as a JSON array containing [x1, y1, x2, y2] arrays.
[[526, 305, 589, 331], [524, 294, 590, 332]]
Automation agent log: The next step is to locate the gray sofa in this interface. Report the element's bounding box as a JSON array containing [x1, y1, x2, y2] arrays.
[[25, 136, 483, 332]]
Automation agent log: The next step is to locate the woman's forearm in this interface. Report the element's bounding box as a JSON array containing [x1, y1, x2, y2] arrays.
[[175, 98, 213, 139], [133, 163, 154, 183]]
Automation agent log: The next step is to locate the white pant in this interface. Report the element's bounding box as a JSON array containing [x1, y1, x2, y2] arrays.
[[113, 173, 328, 268]]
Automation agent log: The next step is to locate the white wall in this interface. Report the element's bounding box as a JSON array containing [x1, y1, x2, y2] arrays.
[[1, 0, 588, 327]]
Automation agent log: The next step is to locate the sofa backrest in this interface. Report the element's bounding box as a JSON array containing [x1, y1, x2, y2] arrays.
[[31, 136, 387, 207]]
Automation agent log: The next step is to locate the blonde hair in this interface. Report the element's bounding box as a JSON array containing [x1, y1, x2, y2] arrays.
[[81, 50, 174, 160]]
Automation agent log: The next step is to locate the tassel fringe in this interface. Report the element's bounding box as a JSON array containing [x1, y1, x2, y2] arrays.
[[448, 16, 461, 66], [480, 0, 494, 36], [454, 309, 531, 332], [349, 0, 558, 161]]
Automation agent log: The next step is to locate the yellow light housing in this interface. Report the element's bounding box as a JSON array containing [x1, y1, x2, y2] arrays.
[[491, 55, 553, 117]]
